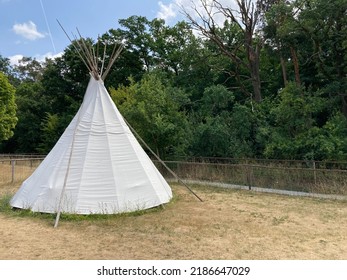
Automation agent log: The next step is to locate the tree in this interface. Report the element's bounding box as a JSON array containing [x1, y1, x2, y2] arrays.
[[0, 72, 17, 142], [295, 0, 347, 117], [13, 57, 44, 82], [113, 16, 154, 72], [98, 30, 145, 87], [182, 0, 263, 102], [265, 0, 347, 113], [11, 81, 49, 152], [0, 54, 19, 86], [110, 72, 191, 159], [37, 113, 62, 153], [189, 84, 258, 157], [261, 82, 333, 159], [264, 1, 303, 87], [150, 20, 215, 103], [0, 55, 12, 76]]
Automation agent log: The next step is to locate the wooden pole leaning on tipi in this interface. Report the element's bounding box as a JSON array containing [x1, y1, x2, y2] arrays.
[[54, 22, 126, 228], [9, 23, 180, 226], [51, 23, 202, 227]]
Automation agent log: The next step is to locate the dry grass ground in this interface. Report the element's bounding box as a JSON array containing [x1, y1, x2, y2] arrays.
[[0, 182, 346, 260]]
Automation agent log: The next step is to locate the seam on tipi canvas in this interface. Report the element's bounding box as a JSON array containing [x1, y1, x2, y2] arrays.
[[55, 112, 82, 215], [118, 115, 172, 202], [145, 156, 172, 198], [74, 79, 99, 213], [123, 127, 166, 205], [101, 86, 159, 208], [99, 81, 119, 213]]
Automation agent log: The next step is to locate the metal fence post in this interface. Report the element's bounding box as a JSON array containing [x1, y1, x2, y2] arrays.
[[246, 161, 252, 190], [11, 160, 15, 183], [313, 160, 317, 186]]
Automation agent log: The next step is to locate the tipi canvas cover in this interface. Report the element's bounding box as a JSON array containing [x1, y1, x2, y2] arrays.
[[10, 76, 172, 214]]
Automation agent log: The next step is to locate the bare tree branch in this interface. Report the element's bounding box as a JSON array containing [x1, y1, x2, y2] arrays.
[[181, 0, 263, 102]]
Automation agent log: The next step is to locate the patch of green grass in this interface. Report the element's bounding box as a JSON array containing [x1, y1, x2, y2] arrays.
[[0, 193, 55, 221], [0, 193, 12, 213], [0, 192, 175, 224], [59, 204, 166, 223]]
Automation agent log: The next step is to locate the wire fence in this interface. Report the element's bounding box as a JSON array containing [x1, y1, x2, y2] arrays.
[[155, 158, 347, 196], [1, 155, 347, 196], [0, 158, 44, 186]]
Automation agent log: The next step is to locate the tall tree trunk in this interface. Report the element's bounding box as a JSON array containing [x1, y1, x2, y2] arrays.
[[290, 46, 301, 87], [182, 0, 263, 102], [280, 56, 288, 86], [249, 44, 262, 102]]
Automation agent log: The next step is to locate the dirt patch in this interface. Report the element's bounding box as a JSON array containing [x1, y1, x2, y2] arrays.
[[0, 184, 346, 260]]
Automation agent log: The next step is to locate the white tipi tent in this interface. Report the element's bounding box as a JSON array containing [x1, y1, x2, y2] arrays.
[[10, 36, 173, 220]]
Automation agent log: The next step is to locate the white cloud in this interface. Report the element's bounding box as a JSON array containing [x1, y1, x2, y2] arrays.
[[157, 1, 178, 22], [157, 0, 241, 27], [9, 52, 63, 66], [12, 21, 45, 40], [8, 54, 24, 65], [35, 52, 63, 62]]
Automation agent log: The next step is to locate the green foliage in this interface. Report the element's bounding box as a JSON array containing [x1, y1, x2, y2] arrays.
[[261, 82, 346, 160], [37, 113, 61, 153], [200, 85, 235, 116], [191, 115, 231, 157], [229, 104, 258, 158], [271, 84, 315, 136], [10, 81, 47, 152], [190, 85, 257, 158], [13, 57, 43, 82], [0, 55, 12, 77], [1, 9, 347, 162], [111, 72, 190, 159], [0, 72, 17, 142], [0, 193, 12, 213], [190, 85, 233, 157], [299, 113, 347, 160], [263, 83, 314, 159]]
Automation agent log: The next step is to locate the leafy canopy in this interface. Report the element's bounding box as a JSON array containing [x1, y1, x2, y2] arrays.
[[0, 72, 17, 141]]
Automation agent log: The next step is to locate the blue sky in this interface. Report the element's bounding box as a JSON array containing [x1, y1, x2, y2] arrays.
[[0, 0, 186, 64]]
